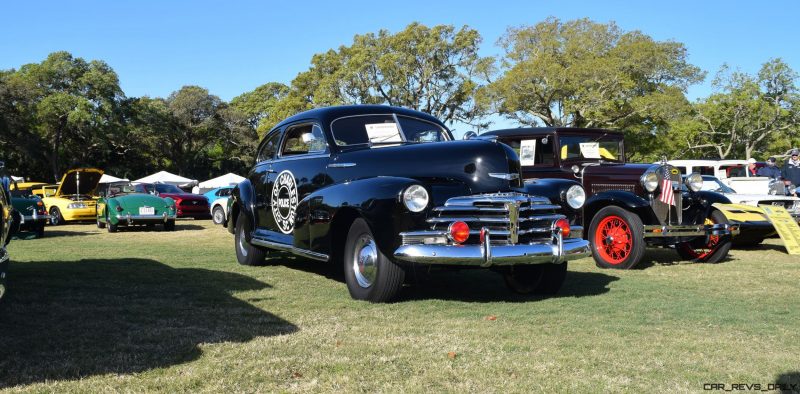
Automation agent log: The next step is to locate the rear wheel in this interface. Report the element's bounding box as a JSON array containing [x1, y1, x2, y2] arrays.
[[589, 206, 646, 269], [107, 220, 118, 233], [50, 207, 63, 226], [35, 223, 45, 237], [212, 206, 225, 225], [503, 262, 568, 295], [343, 218, 405, 302], [234, 212, 266, 266], [164, 220, 175, 231], [676, 210, 732, 263]]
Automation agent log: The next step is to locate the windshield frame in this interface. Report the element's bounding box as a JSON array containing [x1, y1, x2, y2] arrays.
[[557, 133, 625, 164]]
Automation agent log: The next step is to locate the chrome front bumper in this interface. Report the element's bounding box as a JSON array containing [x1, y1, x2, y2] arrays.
[[115, 212, 176, 225], [643, 223, 740, 237], [394, 227, 591, 267], [19, 213, 50, 224]]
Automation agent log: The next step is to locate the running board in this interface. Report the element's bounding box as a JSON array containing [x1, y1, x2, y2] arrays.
[[250, 237, 330, 262]]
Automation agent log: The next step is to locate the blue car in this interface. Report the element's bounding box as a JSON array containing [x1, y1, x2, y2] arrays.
[[203, 186, 234, 205]]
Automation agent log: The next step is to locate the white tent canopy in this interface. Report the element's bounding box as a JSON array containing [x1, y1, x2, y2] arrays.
[[193, 173, 245, 194], [99, 174, 129, 183], [134, 171, 197, 188]]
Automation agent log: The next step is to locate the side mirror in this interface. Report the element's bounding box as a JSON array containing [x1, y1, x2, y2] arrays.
[[463, 131, 478, 140]]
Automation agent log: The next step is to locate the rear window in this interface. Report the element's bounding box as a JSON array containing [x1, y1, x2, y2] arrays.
[[331, 115, 449, 146]]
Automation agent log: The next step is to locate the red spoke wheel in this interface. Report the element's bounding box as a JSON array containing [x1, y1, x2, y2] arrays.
[[589, 206, 645, 269], [676, 210, 732, 264]]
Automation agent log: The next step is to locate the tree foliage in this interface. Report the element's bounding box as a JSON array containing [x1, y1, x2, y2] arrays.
[[481, 18, 704, 159], [672, 59, 799, 159]]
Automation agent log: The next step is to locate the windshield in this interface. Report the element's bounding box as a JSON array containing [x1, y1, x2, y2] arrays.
[[559, 135, 623, 162], [331, 114, 450, 146], [106, 183, 138, 196], [136, 183, 184, 194]]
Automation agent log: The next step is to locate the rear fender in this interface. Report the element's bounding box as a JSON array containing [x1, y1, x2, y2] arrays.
[[228, 180, 256, 236]]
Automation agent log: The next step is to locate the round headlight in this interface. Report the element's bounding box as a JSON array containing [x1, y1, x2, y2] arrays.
[[565, 185, 586, 209], [685, 172, 703, 192], [641, 171, 659, 193], [402, 185, 429, 212]]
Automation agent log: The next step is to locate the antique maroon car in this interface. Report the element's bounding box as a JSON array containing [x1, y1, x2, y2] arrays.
[[482, 127, 738, 269], [135, 183, 210, 219]]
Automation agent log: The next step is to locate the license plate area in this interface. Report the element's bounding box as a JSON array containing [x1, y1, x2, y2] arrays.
[[139, 207, 155, 215]]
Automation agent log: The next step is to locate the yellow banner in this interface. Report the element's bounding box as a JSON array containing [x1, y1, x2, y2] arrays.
[[759, 205, 800, 255]]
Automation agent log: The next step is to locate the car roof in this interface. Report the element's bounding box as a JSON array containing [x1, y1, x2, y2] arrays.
[[273, 105, 447, 131], [483, 127, 624, 137]]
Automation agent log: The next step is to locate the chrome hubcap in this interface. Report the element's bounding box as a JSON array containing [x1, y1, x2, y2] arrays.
[[214, 209, 223, 222], [352, 235, 378, 288], [238, 227, 248, 257]]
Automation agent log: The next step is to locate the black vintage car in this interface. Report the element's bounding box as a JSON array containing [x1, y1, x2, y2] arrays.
[[227, 105, 591, 302], [1, 164, 13, 301], [482, 128, 739, 269]]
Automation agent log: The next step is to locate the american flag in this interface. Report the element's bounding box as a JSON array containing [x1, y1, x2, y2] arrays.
[[659, 174, 675, 206]]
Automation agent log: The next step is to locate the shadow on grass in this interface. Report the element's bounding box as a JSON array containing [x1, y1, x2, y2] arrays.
[[108, 223, 207, 232], [634, 247, 735, 269], [0, 258, 296, 388], [13, 229, 95, 240], [775, 371, 800, 393], [273, 256, 619, 303]]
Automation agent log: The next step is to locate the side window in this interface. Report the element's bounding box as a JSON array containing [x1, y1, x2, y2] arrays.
[[280, 124, 327, 157], [508, 136, 555, 167], [257, 131, 281, 162], [397, 116, 449, 142]]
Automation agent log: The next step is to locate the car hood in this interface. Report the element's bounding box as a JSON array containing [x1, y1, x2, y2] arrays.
[[56, 168, 104, 197], [333, 140, 522, 195]]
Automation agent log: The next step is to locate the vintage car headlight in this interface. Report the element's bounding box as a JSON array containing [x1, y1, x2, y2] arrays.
[[402, 185, 429, 212], [641, 171, 659, 193], [565, 185, 586, 209], [67, 202, 87, 209], [685, 172, 703, 192]]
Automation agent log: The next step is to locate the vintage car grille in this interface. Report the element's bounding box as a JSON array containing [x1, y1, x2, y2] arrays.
[[649, 164, 683, 225], [424, 192, 564, 245], [180, 200, 207, 207], [591, 183, 636, 194]]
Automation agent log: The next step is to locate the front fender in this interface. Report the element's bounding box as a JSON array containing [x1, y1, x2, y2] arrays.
[[583, 190, 658, 227], [294, 176, 425, 259], [227, 179, 257, 235], [522, 178, 583, 220]]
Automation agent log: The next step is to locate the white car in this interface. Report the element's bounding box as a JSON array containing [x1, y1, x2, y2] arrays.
[[210, 197, 229, 225], [692, 175, 799, 246], [669, 159, 776, 195]]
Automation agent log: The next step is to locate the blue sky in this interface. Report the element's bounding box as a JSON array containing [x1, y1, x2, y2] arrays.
[[1, 1, 798, 108]]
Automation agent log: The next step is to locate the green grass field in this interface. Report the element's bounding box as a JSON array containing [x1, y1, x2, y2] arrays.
[[1, 221, 799, 392]]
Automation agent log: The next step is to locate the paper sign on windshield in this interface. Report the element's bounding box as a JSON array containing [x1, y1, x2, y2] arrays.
[[520, 139, 536, 166], [579, 142, 601, 159], [365, 123, 402, 144]]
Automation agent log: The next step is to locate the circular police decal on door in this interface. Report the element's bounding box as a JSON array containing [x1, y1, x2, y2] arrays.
[[271, 170, 298, 234]]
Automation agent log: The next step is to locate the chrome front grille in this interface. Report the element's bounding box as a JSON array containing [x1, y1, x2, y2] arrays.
[[427, 192, 564, 245]]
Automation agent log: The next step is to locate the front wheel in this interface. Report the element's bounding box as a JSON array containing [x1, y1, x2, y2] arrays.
[[503, 262, 568, 295], [676, 210, 732, 263], [343, 218, 405, 302], [588, 206, 646, 269], [96, 217, 106, 229], [212, 206, 225, 225], [234, 212, 266, 266], [50, 207, 64, 226]]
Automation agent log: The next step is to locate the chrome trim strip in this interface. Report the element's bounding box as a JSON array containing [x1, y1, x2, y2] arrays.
[[642, 223, 740, 237], [250, 237, 330, 262], [427, 216, 509, 224], [488, 173, 520, 180], [327, 163, 357, 168]]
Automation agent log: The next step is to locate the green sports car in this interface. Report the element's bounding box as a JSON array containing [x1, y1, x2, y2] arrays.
[[96, 181, 177, 232], [9, 180, 49, 238]]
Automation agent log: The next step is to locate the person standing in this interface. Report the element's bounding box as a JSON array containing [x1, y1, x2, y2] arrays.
[[757, 157, 783, 179], [782, 150, 800, 196]]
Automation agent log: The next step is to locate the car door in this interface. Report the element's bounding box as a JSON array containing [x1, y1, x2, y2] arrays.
[[251, 129, 282, 230], [258, 122, 332, 245]]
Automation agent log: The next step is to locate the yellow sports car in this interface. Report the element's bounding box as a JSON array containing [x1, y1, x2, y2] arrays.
[[42, 168, 104, 225]]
